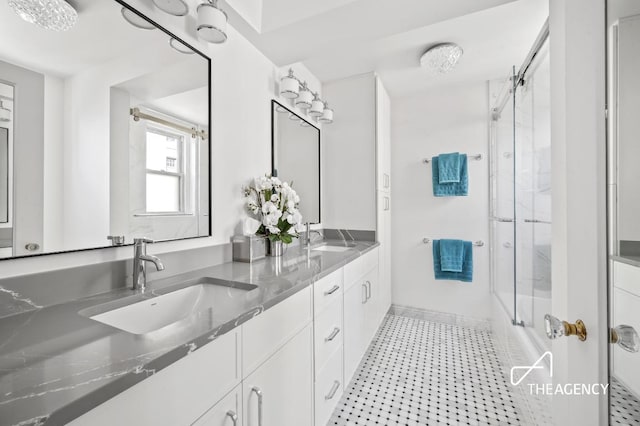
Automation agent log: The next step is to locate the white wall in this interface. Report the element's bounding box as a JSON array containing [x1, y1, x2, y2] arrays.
[[0, 1, 322, 278], [322, 73, 377, 230], [390, 81, 491, 319]]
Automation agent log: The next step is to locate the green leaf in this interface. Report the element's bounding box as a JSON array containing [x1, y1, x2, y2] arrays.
[[281, 234, 293, 244]]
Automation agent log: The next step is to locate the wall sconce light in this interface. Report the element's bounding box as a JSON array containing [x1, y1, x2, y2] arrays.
[[309, 93, 324, 118], [295, 82, 313, 110], [279, 69, 334, 124], [280, 69, 300, 99], [318, 102, 334, 124], [197, 0, 228, 44]]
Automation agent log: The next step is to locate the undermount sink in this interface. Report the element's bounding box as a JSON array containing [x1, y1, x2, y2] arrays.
[[83, 278, 257, 335], [312, 244, 355, 253]]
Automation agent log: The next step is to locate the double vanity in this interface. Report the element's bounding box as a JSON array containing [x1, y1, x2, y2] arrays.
[[0, 240, 390, 426]]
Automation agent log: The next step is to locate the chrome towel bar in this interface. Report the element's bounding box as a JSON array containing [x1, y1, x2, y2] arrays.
[[423, 238, 484, 247], [423, 154, 483, 164]]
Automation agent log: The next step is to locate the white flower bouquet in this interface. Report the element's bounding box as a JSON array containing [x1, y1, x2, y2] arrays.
[[243, 175, 304, 244]]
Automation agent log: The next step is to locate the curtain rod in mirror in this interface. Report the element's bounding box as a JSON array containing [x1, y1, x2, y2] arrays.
[[130, 107, 207, 139]]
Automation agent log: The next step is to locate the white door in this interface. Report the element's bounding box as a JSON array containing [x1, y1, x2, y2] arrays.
[[243, 324, 313, 426], [545, 1, 609, 425]]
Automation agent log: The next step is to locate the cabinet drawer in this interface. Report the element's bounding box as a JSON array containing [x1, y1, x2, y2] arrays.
[[614, 260, 640, 297], [314, 347, 344, 426], [313, 268, 343, 315], [193, 384, 242, 426], [344, 248, 379, 289], [314, 297, 343, 374], [69, 329, 241, 426], [242, 286, 312, 377]]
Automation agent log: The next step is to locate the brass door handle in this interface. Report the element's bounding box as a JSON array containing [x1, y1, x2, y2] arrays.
[[544, 314, 587, 341]]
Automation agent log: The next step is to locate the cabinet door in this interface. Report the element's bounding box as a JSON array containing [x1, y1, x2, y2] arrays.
[[344, 279, 368, 383], [243, 324, 313, 426], [363, 265, 381, 342], [193, 385, 242, 426]]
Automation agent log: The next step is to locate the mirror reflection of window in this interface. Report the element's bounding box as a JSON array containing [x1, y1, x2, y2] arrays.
[[145, 128, 185, 213]]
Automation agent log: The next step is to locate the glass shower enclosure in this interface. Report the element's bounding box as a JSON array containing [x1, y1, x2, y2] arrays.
[[490, 28, 551, 353]]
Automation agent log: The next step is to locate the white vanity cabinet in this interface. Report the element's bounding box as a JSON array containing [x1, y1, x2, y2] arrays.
[[343, 248, 384, 384], [241, 286, 314, 426], [243, 324, 314, 426], [67, 250, 386, 426]]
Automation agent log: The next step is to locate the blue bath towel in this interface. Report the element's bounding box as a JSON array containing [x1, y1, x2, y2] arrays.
[[437, 152, 462, 183], [432, 154, 468, 197], [439, 239, 465, 272], [433, 239, 473, 282]]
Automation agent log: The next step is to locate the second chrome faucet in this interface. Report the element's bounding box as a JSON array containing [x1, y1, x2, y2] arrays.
[[133, 238, 165, 292]]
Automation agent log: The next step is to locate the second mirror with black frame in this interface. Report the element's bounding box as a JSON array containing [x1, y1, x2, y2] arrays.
[[271, 100, 321, 225]]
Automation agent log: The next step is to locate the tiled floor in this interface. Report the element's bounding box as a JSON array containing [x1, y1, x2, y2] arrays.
[[329, 313, 523, 426], [611, 377, 640, 425]]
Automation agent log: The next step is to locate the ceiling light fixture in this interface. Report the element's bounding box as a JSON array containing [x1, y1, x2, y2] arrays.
[[420, 43, 463, 74], [121, 7, 156, 30], [197, 0, 228, 44], [8, 0, 78, 31], [0, 101, 11, 122], [153, 0, 189, 16]]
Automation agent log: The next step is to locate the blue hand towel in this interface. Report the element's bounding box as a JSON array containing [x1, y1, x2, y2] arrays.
[[433, 240, 473, 282], [439, 239, 465, 272], [432, 154, 468, 197], [437, 152, 461, 183]]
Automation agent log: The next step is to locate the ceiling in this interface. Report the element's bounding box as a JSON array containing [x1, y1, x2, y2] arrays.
[[223, 0, 549, 97]]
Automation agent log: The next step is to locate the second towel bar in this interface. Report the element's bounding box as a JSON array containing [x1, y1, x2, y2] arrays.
[[423, 238, 484, 247], [423, 154, 483, 164]]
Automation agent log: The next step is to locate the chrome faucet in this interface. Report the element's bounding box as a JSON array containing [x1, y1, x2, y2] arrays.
[[132, 238, 165, 291], [303, 222, 323, 248]]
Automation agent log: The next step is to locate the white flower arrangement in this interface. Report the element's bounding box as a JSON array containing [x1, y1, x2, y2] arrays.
[[243, 175, 304, 244]]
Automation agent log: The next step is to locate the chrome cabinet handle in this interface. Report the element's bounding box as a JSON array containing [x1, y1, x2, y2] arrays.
[[384, 196, 390, 211], [324, 285, 340, 296], [251, 387, 263, 426], [362, 283, 367, 304], [325, 327, 341, 342], [325, 381, 341, 400], [226, 410, 238, 426], [365, 280, 371, 300]]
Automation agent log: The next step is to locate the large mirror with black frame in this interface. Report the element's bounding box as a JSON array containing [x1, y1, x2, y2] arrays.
[[608, 0, 640, 422], [0, 0, 211, 259], [271, 100, 320, 225]]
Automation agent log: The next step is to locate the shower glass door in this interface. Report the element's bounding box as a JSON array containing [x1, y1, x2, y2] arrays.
[[490, 69, 517, 322], [514, 39, 552, 350], [490, 36, 551, 353]]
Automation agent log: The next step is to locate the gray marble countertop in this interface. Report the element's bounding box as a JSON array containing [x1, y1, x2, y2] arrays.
[[612, 255, 640, 268], [0, 240, 378, 426]]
